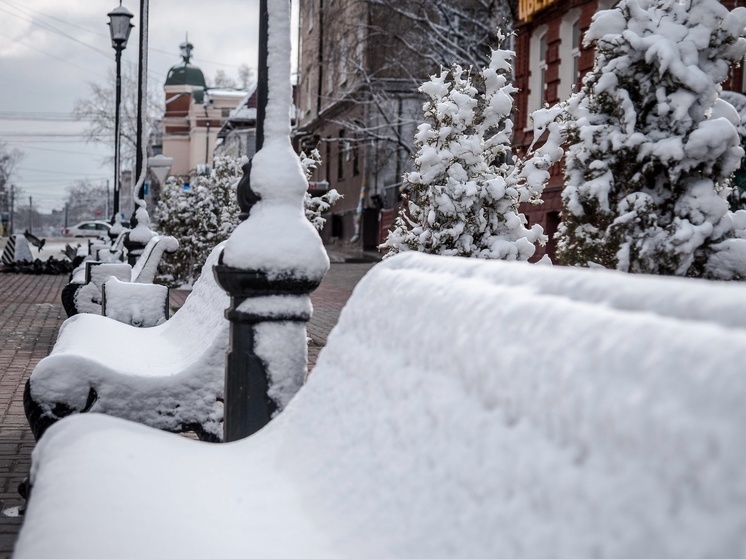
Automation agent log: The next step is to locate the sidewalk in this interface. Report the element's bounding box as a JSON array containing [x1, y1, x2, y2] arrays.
[[0, 273, 67, 556], [0, 259, 376, 557]]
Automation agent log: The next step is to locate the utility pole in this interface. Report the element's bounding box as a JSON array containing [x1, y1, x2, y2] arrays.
[[106, 179, 110, 217], [28, 196, 32, 234], [9, 184, 14, 235], [64, 202, 69, 232]]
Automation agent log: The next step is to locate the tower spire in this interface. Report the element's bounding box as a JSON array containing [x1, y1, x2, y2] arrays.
[[179, 33, 193, 64]]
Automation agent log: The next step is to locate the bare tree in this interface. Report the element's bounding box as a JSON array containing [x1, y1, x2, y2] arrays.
[[318, 0, 513, 160], [208, 64, 255, 91], [212, 69, 238, 89], [237, 64, 256, 91], [0, 141, 23, 225], [73, 65, 164, 171], [0, 141, 23, 190]]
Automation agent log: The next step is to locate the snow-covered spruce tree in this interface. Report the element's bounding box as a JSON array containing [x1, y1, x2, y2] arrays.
[[300, 149, 342, 230], [382, 41, 546, 260], [557, 0, 746, 279], [156, 155, 243, 285]]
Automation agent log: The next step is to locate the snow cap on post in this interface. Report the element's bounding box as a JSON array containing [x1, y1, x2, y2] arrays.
[[222, 0, 329, 280]]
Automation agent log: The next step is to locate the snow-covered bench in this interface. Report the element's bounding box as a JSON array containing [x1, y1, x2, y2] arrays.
[[14, 253, 746, 558], [62, 234, 178, 317], [24, 243, 228, 442]]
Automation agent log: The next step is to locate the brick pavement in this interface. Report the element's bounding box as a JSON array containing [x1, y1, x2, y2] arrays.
[[307, 263, 375, 370], [0, 273, 67, 558], [0, 260, 375, 556]]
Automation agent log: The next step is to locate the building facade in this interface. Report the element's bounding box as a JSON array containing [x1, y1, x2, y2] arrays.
[[161, 42, 246, 177], [296, 0, 511, 248]]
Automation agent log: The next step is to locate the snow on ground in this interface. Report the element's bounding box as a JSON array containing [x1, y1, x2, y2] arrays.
[[0, 236, 91, 263], [14, 252, 746, 559]]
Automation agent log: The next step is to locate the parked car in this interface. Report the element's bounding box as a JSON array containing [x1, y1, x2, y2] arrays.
[[66, 221, 111, 237]]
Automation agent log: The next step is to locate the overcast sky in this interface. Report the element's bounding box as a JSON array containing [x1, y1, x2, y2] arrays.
[[0, 0, 299, 213]]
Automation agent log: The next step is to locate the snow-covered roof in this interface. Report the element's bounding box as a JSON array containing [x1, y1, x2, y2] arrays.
[[205, 88, 248, 98]]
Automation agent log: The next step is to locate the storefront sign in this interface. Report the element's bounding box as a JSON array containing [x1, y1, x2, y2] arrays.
[[519, 0, 559, 21]]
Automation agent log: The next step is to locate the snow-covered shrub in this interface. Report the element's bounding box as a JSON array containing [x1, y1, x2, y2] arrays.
[[557, 0, 746, 279], [300, 149, 342, 230], [156, 156, 243, 285], [721, 90, 746, 211], [382, 38, 547, 260], [156, 153, 341, 285]]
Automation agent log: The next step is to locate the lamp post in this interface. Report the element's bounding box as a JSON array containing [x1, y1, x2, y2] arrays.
[[107, 2, 134, 224], [214, 0, 329, 442], [133, 0, 149, 206]]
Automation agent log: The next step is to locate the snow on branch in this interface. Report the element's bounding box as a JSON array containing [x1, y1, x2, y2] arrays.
[[558, 0, 746, 279]]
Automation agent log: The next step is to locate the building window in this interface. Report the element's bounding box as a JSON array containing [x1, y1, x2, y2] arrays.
[[572, 20, 581, 88], [355, 24, 364, 62], [338, 32, 349, 85], [307, 0, 314, 32], [305, 66, 312, 115], [325, 137, 332, 183], [558, 10, 581, 101], [527, 25, 548, 116], [353, 140, 360, 176], [337, 130, 346, 181], [539, 32, 547, 106]]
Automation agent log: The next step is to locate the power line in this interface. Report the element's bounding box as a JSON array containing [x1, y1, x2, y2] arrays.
[[0, 30, 104, 78], [0, 2, 166, 82], [18, 176, 109, 184], [0, 0, 108, 38], [0, 4, 112, 61], [0, 112, 97, 122], [0, 132, 110, 138], [18, 167, 110, 177], [11, 145, 109, 156]]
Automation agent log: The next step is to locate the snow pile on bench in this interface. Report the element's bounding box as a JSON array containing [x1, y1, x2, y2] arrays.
[[102, 277, 169, 327], [26, 243, 229, 440], [15, 252, 746, 558]]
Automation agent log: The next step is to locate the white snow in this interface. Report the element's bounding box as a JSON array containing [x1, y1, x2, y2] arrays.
[[129, 234, 179, 284], [222, 1, 328, 281], [559, 0, 746, 277], [102, 277, 169, 327], [27, 243, 230, 439], [384, 38, 551, 261], [15, 252, 746, 558], [128, 201, 157, 245]]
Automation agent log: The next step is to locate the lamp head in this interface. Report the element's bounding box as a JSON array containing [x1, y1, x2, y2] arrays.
[[108, 3, 134, 51]]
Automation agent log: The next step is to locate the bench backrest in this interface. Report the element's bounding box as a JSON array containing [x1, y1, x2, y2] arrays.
[[269, 252, 746, 556], [153, 242, 229, 361], [130, 235, 179, 283]]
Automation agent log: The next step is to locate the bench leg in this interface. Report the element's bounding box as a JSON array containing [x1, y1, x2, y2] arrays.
[[23, 379, 98, 440]]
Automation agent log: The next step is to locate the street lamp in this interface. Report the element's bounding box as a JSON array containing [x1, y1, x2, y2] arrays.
[[215, 0, 329, 442], [107, 2, 134, 225]]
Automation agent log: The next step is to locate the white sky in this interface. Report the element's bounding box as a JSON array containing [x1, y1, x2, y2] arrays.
[[0, 0, 298, 213]]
